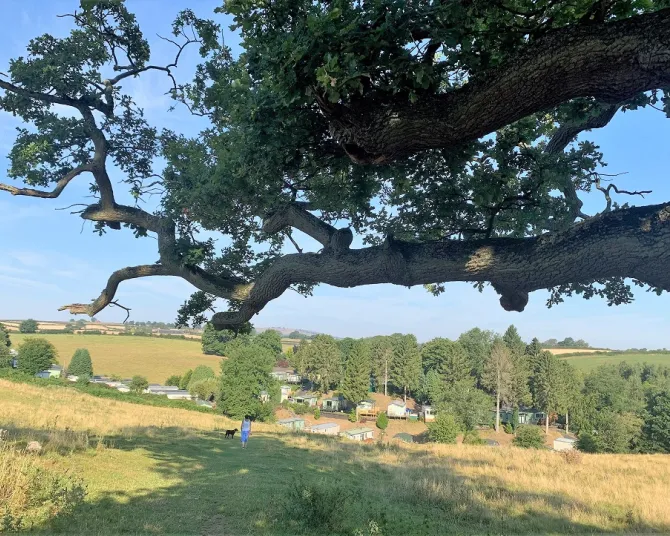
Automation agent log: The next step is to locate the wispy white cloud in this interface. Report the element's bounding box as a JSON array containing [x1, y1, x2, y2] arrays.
[[0, 273, 63, 292]]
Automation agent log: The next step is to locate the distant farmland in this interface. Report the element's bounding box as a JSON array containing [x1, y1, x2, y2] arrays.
[[559, 352, 670, 372], [10, 334, 222, 383]]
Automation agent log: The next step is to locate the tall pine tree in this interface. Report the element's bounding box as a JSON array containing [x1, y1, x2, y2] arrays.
[[482, 340, 513, 432], [503, 325, 532, 408], [0, 323, 11, 348], [369, 336, 393, 395], [304, 334, 341, 393], [390, 334, 421, 402], [534, 351, 563, 434], [341, 341, 371, 405]]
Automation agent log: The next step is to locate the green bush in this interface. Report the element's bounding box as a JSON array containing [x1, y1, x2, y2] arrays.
[[1, 447, 86, 531], [291, 402, 310, 415], [187, 365, 215, 390], [376, 412, 389, 430], [67, 349, 93, 377], [283, 479, 350, 533], [513, 426, 545, 449], [129, 375, 149, 394], [428, 413, 461, 444], [0, 323, 12, 347], [18, 338, 58, 375], [189, 378, 220, 401], [348, 409, 358, 423], [313, 407, 321, 420], [19, 319, 38, 334], [76, 374, 91, 385], [576, 432, 600, 453], [503, 423, 514, 434], [165, 374, 181, 387], [462, 430, 485, 445], [179, 369, 193, 390]]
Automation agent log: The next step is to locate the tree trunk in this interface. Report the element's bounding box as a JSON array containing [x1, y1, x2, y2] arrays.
[[495, 390, 500, 433], [566, 410, 569, 435], [384, 358, 388, 397], [546, 412, 549, 435], [403, 386, 407, 404]]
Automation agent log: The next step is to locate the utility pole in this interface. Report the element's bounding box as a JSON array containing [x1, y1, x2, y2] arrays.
[[384, 349, 389, 397]]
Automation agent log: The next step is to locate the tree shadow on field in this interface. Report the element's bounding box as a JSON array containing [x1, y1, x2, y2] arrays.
[[30, 426, 670, 536]]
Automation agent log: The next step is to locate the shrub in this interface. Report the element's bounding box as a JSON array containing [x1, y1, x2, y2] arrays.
[[577, 432, 600, 453], [428, 413, 461, 444], [18, 338, 58, 375], [503, 423, 514, 434], [376, 412, 389, 430], [0, 323, 11, 347], [179, 369, 193, 390], [187, 365, 215, 390], [292, 402, 309, 415], [76, 374, 91, 385], [462, 430, 485, 445], [283, 479, 350, 533], [129, 375, 149, 394], [513, 426, 545, 449], [348, 409, 358, 423], [313, 407, 321, 420], [67, 349, 93, 377], [559, 449, 583, 464], [165, 374, 181, 387], [189, 378, 220, 401], [0, 344, 11, 369], [0, 445, 86, 531], [18, 319, 38, 334]]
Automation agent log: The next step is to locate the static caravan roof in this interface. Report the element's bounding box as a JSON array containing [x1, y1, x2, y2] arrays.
[[389, 400, 405, 407], [278, 418, 305, 424], [312, 422, 339, 431], [294, 392, 318, 399], [343, 427, 374, 436]]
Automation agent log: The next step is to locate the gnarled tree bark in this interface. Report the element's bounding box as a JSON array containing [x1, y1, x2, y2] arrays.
[[327, 8, 670, 163], [210, 203, 670, 328]]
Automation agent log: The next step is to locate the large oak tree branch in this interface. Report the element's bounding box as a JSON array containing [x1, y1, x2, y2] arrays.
[[328, 8, 670, 163], [0, 164, 92, 198], [58, 264, 174, 317], [212, 203, 670, 329]]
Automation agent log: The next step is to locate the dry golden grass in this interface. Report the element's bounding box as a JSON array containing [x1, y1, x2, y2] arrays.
[[0, 379, 257, 435], [10, 334, 222, 383], [3, 379, 670, 534]]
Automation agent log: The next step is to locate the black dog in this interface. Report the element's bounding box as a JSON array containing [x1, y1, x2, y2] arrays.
[[225, 428, 238, 439]]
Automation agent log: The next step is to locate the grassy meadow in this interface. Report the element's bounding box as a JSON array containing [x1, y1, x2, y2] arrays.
[[3, 379, 670, 535], [10, 334, 222, 383], [558, 352, 670, 372]]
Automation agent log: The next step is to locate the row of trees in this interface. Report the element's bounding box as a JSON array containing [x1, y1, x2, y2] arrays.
[[541, 338, 590, 349]]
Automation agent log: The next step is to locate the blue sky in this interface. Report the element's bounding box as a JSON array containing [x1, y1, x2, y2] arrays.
[[1, 1, 669, 348]]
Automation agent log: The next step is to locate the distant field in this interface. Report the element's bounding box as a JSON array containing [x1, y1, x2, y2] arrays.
[[10, 334, 222, 383], [559, 352, 670, 371], [281, 337, 301, 352], [546, 348, 605, 355]]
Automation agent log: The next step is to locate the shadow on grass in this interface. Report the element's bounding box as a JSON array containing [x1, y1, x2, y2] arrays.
[[15, 426, 668, 536]]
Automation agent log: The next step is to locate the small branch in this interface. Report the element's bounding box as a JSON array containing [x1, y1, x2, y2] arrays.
[[0, 164, 92, 199], [594, 177, 652, 212], [287, 232, 303, 254], [109, 300, 131, 323]]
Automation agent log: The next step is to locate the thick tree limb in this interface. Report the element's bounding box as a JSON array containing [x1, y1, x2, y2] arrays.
[[212, 203, 670, 328], [263, 203, 353, 252], [328, 8, 670, 163], [0, 164, 92, 198], [59, 264, 173, 317]]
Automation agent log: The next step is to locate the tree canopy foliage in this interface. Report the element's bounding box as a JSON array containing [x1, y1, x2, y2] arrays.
[[67, 348, 93, 377], [17, 338, 58, 375], [2, 1, 670, 326]]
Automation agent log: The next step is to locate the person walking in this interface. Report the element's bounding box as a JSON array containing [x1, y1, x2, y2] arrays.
[[240, 415, 252, 449]]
